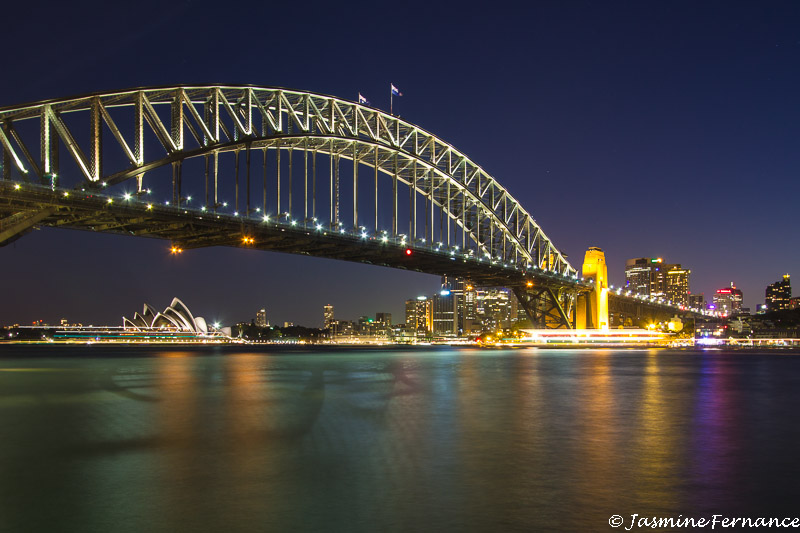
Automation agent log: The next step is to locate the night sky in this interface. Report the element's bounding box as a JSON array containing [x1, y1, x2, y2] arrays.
[[2, 1, 798, 327]]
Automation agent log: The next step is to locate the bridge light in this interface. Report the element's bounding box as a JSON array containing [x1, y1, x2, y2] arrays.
[[107, 198, 113, 204], [263, 215, 269, 222], [234, 211, 239, 216], [63, 191, 69, 197], [170, 246, 183, 254], [187, 196, 192, 202], [146, 204, 153, 210], [291, 220, 297, 226], [316, 224, 322, 230], [405, 249, 412, 256], [526, 281, 533, 288], [14, 183, 21, 190], [123, 193, 131, 201]]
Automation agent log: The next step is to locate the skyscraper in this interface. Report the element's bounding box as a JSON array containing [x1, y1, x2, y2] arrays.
[[405, 297, 432, 336], [625, 257, 666, 296], [665, 266, 691, 306], [625, 257, 690, 303], [256, 309, 268, 327], [323, 304, 334, 329], [432, 281, 457, 336], [765, 274, 791, 312]]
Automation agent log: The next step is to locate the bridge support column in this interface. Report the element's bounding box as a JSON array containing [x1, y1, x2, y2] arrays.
[[576, 247, 609, 330]]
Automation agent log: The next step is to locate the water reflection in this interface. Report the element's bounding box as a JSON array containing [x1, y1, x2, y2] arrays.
[[1, 347, 800, 531]]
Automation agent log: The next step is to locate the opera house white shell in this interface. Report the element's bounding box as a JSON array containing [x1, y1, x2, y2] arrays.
[[123, 298, 212, 334]]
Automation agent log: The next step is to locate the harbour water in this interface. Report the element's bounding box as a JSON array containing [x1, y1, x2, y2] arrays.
[[1, 345, 800, 532]]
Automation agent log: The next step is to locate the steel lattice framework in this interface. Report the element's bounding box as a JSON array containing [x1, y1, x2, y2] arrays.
[[0, 85, 575, 276], [0, 85, 608, 329]]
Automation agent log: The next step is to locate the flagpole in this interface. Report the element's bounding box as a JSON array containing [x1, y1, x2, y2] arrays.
[[390, 84, 393, 115]]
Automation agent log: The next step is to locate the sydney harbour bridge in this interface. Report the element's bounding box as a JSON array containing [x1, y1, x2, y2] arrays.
[[0, 86, 695, 328]]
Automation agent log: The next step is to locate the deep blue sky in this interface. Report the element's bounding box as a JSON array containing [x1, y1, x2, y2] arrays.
[[2, 1, 798, 327]]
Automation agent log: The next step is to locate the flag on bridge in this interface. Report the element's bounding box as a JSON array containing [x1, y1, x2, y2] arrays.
[[358, 93, 370, 105], [390, 84, 403, 114]]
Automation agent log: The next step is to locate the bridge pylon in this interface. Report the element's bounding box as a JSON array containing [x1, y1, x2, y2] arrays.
[[576, 247, 609, 329]]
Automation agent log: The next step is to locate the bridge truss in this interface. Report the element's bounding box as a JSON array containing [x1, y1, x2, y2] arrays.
[[0, 86, 585, 328]]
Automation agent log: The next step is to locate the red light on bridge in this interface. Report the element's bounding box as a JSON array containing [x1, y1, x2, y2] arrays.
[[405, 249, 412, 256]]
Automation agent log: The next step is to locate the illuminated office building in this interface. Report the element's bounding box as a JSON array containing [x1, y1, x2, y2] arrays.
[[256, 308, 268, 327], [432, 289, 457, 336], [625, 257, 690, 303], [323, 304, 335, 329], [765, 275, 791, 312], [713, 283, 744, 316], [405, 297, 432, 336], [665, 266, 691, 306]]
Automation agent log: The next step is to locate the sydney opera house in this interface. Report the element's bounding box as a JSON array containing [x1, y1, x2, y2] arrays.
[[52, 298, 231, 343], [123, 298, 214, 335]]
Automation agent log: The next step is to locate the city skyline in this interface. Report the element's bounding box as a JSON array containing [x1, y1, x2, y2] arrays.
[[2, 2, 798, 326]]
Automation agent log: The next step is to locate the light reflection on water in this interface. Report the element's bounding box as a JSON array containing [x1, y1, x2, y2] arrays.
[[1, 346, 800, 532]]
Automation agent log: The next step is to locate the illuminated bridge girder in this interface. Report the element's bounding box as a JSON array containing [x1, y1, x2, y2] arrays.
[[0, 86, 587, 328]]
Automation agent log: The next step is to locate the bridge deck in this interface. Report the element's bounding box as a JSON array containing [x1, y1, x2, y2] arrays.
[[0, 182, 585, 291]]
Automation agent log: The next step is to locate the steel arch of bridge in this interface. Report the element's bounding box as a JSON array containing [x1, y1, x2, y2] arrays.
[[0, 85, 575, 277]]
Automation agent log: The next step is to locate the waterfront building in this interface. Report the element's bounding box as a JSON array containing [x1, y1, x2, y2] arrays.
[[256, 309, 268, 327], [41, 297, 232, 343], [765, 275, 792, 312], [712, 283, 744, 316], [405, 297, 432, 337], [375, 312, 392, 327], [323, 304, 335, 329]]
